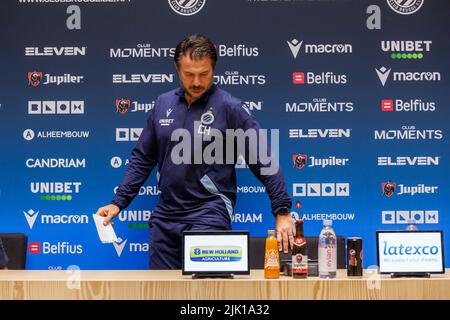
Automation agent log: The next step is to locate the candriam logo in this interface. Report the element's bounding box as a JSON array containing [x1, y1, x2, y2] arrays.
[[374, 125, 443, 140], [112, 74, 174, 84], [28, 242, 83, 255], [26, 158, 86, 169], [286, 98, 353, 113], [287, 38, 352, 59], [23, 209, 89, 229], [289, 128, 351, 139], [380, 99, 435, 112], [114, 185, 160, 196], [28, 101, 84, 115], [377, 156, 440, 166], [214, 71, 266, 86], [110, 44, 174, 58], [231, 213, 263, 224], [25, 46, 86, 56], [382, 210, 438, 225], [168, 0, 206, 16], [375, 66, 441, 86]]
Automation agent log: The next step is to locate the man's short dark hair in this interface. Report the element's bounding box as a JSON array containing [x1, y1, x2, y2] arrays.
[[174, 34, 217, 69]]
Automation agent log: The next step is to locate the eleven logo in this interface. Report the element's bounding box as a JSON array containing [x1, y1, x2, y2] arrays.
[[375, 66, 391, 86], [382, 210, 438, 224], [23, 209, 39, 229], [113, 238, 128, 257]]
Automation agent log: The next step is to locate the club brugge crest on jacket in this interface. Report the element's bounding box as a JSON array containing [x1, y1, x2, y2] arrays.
[[28, 71, 42, 87], [293, 154, 307, 169], [200, 109, 214, 126], [382, 181, 397, 197], [168, 0, 206, 16], [116, 99, 131, 114]]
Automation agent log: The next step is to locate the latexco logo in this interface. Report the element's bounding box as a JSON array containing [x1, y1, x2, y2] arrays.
[[381, 40, 432, 59], [110, 44, 174, 58], [381, 99, 435, 112], [292, 71, 347, 85], [217, 44, 259, 57], [293, 183, 350, 197], [289, 128, 351, 139], [286, 98, 353, 113], [30, 182, 81, 201], [382, 210, 438, 225], [23, 209, 89, 229], [377, 156, 440, 166], [116, 99, 155, 114], [292, 154, 350, 169], [26, 158, 86, 169], [375, 66, 441, 86], [28, 101, 84, 114], [25, 46, 86, 56], [116, 128, 143, 141], [287, 38, 352, 58], [28, 241, 83, 255], [112, 74, 174, 84], [374, 126, 443, 140], [168, 0, 206, 16], [214, 71, 266, 86], [23, 129, 89, 141], [387, 0, 424, 15], [27, 71, 83, 86]]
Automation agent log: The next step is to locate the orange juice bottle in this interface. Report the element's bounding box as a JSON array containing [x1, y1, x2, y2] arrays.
[[264, 230, 280, 279]]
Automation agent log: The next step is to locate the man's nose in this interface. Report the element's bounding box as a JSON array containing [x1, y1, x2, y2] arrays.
[[193, 75, 201, 86]]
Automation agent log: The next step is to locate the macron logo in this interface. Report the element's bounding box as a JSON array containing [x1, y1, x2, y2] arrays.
[[113, 238, 127, 257], [376, 66, 391, 86], [287, 39, 303, 58], [166, 108, 173, 117], [23, 209, 39, 229]]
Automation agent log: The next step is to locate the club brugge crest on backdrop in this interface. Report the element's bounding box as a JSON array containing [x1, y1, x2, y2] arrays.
[[200, 109, 214, 126], [387, 0, 424, 15], [116, 99, 131, 114], [168, 0, 206, 16], [28, 71, 42, 87], [382, 181, 397, 197], [293, 154, 307, 169]]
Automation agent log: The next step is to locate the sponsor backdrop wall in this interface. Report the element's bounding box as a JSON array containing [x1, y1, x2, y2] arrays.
[[0, 0, 449, 270]]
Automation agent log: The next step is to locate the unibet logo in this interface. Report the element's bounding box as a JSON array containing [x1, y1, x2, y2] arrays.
[[30, 182, 81, 201], [382, 210, 438, 224], [293, 183, 350, 197], [28, 242, 83, 254], [381, 40, 432, 59]]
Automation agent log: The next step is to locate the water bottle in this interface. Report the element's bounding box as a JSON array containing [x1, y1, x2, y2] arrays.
[[406, 219, 418, 231], [318, 220, 337, 279]]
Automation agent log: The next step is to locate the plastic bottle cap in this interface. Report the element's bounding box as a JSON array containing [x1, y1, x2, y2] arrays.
[[323, 219, 333, 226]]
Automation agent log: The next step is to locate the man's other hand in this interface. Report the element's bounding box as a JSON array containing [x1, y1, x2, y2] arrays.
[[276, 214, 295, 253]]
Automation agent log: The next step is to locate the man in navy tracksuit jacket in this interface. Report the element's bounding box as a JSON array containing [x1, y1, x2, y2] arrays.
[[96, 34, 294, 269]]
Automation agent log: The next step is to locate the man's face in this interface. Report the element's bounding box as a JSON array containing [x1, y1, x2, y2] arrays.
[[176, 55, 214, 103]]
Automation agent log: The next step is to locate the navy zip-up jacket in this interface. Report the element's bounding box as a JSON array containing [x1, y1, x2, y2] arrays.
[[112, 85, 291, 227]]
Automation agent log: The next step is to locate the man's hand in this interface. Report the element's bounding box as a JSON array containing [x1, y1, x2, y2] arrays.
[[276, 214, 295, 253], [95, 204, 120, 226]]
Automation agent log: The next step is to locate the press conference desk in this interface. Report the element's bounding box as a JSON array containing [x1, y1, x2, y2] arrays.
[[1, 269, 449, 300]]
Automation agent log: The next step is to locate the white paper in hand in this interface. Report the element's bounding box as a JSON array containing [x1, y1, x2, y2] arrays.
[[93, 214, 118, 243]]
